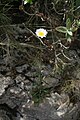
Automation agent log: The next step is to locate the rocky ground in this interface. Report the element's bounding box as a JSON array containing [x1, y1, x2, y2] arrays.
[[0, 1, 80, 120], [0, 66, 80, 120], [0, 29, 80, 120]]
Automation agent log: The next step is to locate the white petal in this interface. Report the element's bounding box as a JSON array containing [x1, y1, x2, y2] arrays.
[[35, 28, 48, 38]]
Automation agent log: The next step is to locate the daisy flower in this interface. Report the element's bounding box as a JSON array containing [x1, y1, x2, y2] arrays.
[[35, 28, 48, 38]]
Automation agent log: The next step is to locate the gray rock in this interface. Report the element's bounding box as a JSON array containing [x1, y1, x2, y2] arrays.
[[43, 77, 59, 87], [0, 75, 12, 96], [16, 64, 29, 73], [0, 110, 11, 120], [15, 74, 25, 83]]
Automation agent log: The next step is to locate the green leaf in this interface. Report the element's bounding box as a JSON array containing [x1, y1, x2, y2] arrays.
[[71, 27, 78, 32], [24, 0, 33, 4], [55, 26, 67, 33], [75, 0, 80, 8], [67, 30, 73, 36], [77, 20, 80, 26], [65, 32, 72, 43], [66, 18, 71, 29]]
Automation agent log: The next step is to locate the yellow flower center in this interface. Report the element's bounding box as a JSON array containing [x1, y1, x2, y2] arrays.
[[38, 32, 45, 36]]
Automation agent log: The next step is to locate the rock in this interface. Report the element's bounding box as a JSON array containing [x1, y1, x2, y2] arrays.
[[46, 92, 70, 117], [43, 77, 59, 88], [0, 104, 17, 120], [16, 64, 29, 73], [0, 109, 11, 120], [15, 74, 25, 83], [75, 69, 80, 79], [18, 92, 74, 120], [0, 75, 12, 96]]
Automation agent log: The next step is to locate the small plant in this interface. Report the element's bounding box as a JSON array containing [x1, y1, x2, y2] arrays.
[[56, 18, 80, 42], [32, 83, 51, 104]]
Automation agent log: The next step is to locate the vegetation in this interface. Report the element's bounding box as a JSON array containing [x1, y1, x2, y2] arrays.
[[0, 0, 80, 104]]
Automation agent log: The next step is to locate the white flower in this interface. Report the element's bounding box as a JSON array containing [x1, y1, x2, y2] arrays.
[[35, 28, 48, 38]]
